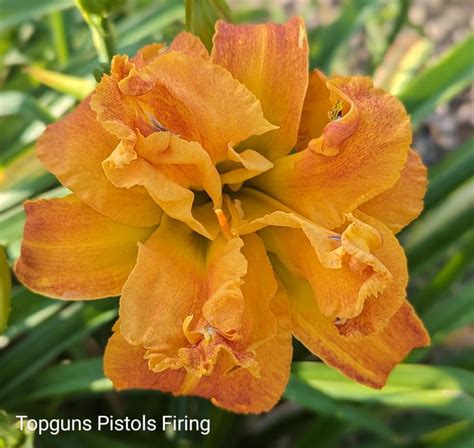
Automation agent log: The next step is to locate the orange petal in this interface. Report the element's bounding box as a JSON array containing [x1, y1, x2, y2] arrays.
[[261, 211, 405, 326], [14, 195, 154, 299], [225, 188, 345, 269], [212, 18, 308, 160], [193, 281, 292, 413], [104, 325, 187, 394], [219, 147, 274, 189], [250, 76, 411, 229], [117, 217, 234, 351], [118, 219, 276, 353], [105, 219, 291, 413], [105, 265, 292, 413], [36, 97, 162, 227], [92, 51, 275, 164], [359, 149, 427, 233], [102, 132, 222, 238], [169, 32, 210, 59], [273, 258, 429, 388]]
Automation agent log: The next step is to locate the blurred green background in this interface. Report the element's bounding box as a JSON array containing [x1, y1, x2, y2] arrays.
[[0, 0, 473, 447]]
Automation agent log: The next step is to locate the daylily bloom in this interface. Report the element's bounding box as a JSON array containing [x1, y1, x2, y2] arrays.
[[15, 18, 430, 413]]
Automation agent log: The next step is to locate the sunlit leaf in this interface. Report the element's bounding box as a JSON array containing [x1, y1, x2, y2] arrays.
[[291, 362, 474, 420], [185, 0, 232, 50], [417, 420, 474, 448], [0, 0, 74, 29], [285, 376, 396, 440]]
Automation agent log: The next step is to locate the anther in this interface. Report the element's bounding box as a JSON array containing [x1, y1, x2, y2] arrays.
[[328, 100, 344, 121], [147, 113, 168, 132], [214, 208, 234, 240]]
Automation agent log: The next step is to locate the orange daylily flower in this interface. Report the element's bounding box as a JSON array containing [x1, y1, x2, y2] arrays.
[[14, 18, 429, 414]]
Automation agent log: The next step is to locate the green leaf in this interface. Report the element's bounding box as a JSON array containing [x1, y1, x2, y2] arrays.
[[75, 0, 117, 63], [0, 146, 59, 214], [118, 2, 184, 47], [185, 0, 232, 50], [295, 416, 346, 448], [416, 421, 474, 448], [285, 376, 396, 440], [0, 247, 11, 334], [0, 0, 75, 29], [0, 92, 56, 124], [365, 0, 410, 72], [423, 283, 474, 345], [424, 137, 474, 210], [76, 0, 124, 16], [0, 287, 63, 347], [412, 230, 474, 312], [375, 36, 433, 95], [309, 0, 381, 72], [291, 362, 474, 420], [20, 357, 112, 401], [399, 34, 474, 126], [403, 179, 474, 270], [0, 299, 117, 401]]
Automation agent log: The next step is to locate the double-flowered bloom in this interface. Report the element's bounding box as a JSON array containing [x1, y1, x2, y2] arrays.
[[15, 18, 429, 413]]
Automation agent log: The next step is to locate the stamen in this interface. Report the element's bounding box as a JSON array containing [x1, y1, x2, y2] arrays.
[[234, 199, 245, 220], [202, 325, 216, 342], [328, 100, 344, 121], [147, 113, 168, 132], [334, 317, 347, 326], [214, 208, 235, 239]]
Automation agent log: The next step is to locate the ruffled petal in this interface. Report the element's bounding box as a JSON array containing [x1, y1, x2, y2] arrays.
[[211, 18, 308, 160], [104, 323, 187, 394], [105, 216, 291, 413], [169, 32, 210, 59], [273, 258, 429, 388], [226, 189, 407, 334], [102, 131, 221, 239], [105, 249, 292, 413], [226, 188, 343, 269], [191, 280, 292, 413], [92, 51, 275, 164], [359, 149, 427, 233], [219, 147, 273, 189], [119, 218, 276, 366], [250, 76, 411, 229], [263, 211, 406, 330], [14, 195, 154, 299], [36, 97, 162, 227]]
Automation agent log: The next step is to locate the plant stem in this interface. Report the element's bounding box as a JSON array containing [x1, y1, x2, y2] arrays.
[[76, 4, 116, 63]]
